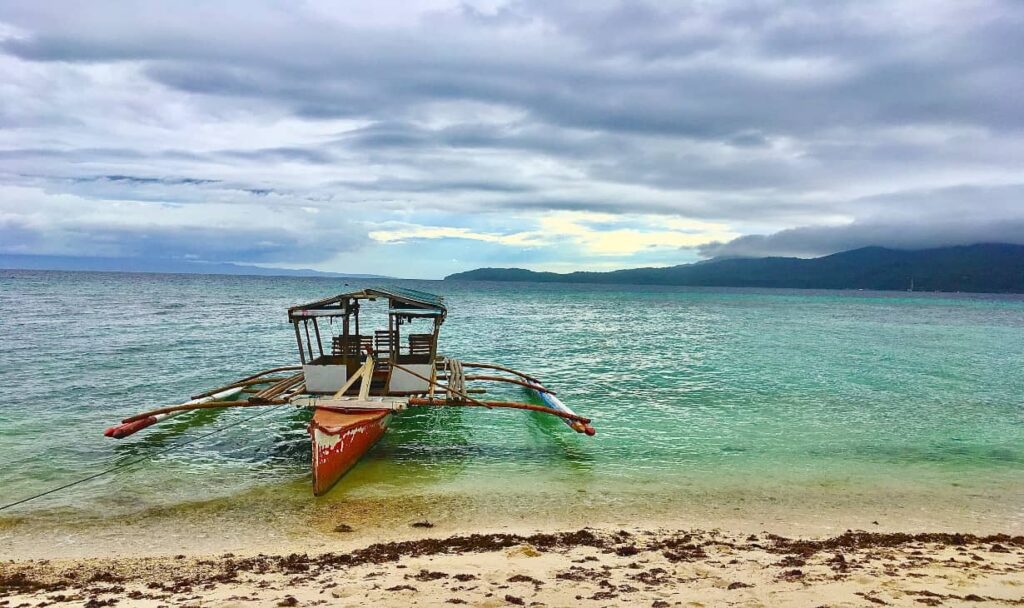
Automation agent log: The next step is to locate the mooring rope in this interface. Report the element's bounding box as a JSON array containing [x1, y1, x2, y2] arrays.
[[0, 403, 288, 513]]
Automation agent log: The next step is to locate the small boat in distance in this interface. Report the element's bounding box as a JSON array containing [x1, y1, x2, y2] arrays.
[[105, 286, 594, 495]]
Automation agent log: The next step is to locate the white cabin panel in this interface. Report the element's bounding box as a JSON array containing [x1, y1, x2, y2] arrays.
[[303, 363, 348, 393], [389, 363, 432, 392]]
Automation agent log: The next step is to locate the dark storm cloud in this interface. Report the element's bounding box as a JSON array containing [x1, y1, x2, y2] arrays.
[[218, 147, 335, 165], [334, 120, 617, 159], [698, 218, 1024, 259], [0, 147, 151, 161], [700, 184, 1024, 257], [335, 177, 534, 195], [1, 0, 1023, 268], [6, 1, 1023, 137], [76, 175, 220, 186], [496, 197, 673, 216]]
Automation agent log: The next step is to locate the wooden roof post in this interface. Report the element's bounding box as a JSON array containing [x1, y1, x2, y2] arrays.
[[342, 300, 350, 365], [293, 321, 306, 365], [430, 318, 441, 360], [312, 318, 324, 357], [393, 309, 401, 360], [303, 320, 314, 361]]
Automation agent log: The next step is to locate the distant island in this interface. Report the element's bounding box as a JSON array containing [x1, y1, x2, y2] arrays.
[[445, 243, 1024, 293], [0, 254, 388, 279]]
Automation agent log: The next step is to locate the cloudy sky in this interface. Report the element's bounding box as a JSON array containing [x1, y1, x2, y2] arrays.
[[1, 1, 1022, 278]]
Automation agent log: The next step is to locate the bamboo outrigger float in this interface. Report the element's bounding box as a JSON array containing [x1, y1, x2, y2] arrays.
[[105, 287, 594, 495]]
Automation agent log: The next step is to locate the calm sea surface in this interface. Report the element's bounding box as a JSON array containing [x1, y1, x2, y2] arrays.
[[2, 270, 1023, 534]]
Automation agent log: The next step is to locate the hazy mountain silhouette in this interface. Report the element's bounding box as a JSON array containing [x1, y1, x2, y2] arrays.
[[0, 254, 388, 279]]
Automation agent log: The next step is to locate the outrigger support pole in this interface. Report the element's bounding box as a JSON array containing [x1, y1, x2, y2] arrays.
[[392, 363, 594, 434], [462, 374, 556, 395], [393, 362, 488, 407], [191, 366, 301, 399], [105, 386, 251, 438], [114, 397, 288, 427], [330, 357, 374, 399], [407, 397, 594, 429], [460, 362, 540, 384], [110, 372, 305, 437]]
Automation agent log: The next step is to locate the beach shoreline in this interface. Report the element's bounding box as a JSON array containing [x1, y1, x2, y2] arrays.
[[2, 525, 1022, 607]]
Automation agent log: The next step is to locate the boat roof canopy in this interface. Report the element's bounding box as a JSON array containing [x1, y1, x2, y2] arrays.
[[288, 286, 447, 322]]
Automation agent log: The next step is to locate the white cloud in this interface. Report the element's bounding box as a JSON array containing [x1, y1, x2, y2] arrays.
[[0, 0, 1022, 275]]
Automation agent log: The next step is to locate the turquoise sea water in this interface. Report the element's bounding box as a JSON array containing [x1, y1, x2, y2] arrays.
[[1, 270, 1023, 537]]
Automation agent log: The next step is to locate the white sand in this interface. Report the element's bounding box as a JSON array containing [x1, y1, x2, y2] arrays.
[[2, 527, 1022, 607]]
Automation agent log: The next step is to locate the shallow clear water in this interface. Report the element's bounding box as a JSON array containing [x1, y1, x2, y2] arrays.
[[1, 271, 1023, 533]]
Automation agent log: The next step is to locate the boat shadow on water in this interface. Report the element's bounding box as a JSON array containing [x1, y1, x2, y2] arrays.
[[332, 406, 476, 490], [317, 402, 597, 498]]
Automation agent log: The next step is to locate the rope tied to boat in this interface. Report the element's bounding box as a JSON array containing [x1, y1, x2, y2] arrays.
[[0, 403, 289, 513]]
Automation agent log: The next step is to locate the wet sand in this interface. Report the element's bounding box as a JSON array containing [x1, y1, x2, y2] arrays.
[[5, 474, 1023, 562], [2, 527, 1022, 607]]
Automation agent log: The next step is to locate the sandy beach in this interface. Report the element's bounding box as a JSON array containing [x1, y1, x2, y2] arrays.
[[3, 525, 1022, 607], [3, 477, 1023, 606]]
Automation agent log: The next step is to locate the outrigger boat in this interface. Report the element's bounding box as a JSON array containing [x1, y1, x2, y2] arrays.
[[105, 287, 595, 495]]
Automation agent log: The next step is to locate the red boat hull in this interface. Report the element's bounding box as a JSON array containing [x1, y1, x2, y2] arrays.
[[309, 408, 391, 495]]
